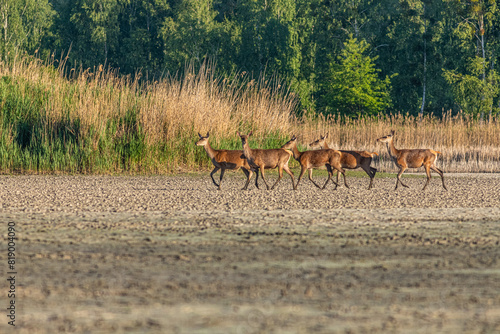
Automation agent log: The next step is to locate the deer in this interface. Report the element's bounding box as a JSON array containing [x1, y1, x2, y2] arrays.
[[196, 132, 259, 190], [309, 134, 378, 190], [281, 135, 345, 190], [376, 130, 447, 190], [237, 131, 295, 190]]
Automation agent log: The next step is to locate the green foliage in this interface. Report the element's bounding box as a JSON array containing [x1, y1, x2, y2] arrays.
[[443, 56, 500, 117], [68, 0, 121, 67], [3, 0, 500, 124], [117, 0, 171, 75], [0, 0, 55, 60], [450, 0, 497, 54], [323, 37, 394, 117], [382, 1, 441, 114], [161, 0, 222, 70]]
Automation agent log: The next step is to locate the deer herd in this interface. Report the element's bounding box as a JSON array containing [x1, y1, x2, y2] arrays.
[[196, 130, 447, 191]]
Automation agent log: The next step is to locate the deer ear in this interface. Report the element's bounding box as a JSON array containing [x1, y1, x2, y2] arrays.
[[249, 131, 253, 136], [206, 132, 210, 137], [390, 130, 395, 136], [198, 132, 202, 138]]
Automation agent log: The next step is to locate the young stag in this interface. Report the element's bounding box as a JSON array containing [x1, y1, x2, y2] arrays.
[[376, 130, 447, 190], [281, 135, 344, 190], [237, 131, 295, 190], [196, 132, 259, 190], [309, 134, 378, 190]]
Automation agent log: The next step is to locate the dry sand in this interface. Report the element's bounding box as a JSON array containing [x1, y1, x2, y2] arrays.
[[0, 172, 499, 333]]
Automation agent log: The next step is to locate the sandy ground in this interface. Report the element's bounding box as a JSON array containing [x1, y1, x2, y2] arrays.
[[1, 172, 500, 333]]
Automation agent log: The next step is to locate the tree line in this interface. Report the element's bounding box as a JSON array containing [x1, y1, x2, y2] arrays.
[[1, 0, 499, 118]]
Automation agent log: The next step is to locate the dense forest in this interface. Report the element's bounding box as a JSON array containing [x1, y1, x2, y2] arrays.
[[1, 0, 499, 118]]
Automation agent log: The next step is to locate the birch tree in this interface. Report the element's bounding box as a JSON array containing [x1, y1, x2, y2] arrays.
[[449, 0, 498, 119], [0, 0, 54, 61]]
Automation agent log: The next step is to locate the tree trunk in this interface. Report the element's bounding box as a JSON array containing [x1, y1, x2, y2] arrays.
[[479, 14, 486, 122], [1, 2, 8, 61], [419, 4, 427, 119]]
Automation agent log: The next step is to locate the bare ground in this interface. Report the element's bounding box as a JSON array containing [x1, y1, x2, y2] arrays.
[[1, 172, 500, 333]]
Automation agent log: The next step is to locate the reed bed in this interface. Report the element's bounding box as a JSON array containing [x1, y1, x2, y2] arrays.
[[0, 57, 499, 174], [291, 112, 500, 173]]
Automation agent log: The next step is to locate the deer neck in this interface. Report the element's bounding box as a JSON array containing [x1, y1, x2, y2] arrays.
[[289, 143, 302, 160], [242, 140, 253, 159], [386, 139, 400, 158], [203, 142, 218, 160]]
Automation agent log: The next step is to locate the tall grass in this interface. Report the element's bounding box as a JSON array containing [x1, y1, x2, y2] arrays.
[[0, 57, 296, 173], [0, 56, 499, 174]]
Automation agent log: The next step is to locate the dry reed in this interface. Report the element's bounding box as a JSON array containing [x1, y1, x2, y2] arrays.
[[291, 112, 500, 173], [0, 57, 499, 173]]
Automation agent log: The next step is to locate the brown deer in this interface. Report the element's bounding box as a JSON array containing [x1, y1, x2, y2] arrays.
[[281, 135, 345, 190], [237, 131, 295, 190], [309, 134, 378, 190], [196, 132, 259, 190], [376, 130, 447, 190]]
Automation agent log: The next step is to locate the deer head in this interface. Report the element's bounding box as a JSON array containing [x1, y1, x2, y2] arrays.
[[309, 134, 328, 149], [281, 135, 297, 150], [237, 131, 253, 146], [196, 132, 210, 146], [376, 130, 395, 143]]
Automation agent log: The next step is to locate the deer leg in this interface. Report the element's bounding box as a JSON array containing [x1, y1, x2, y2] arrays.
[[370, 167, 377, 189], [242, 168, 251, 190], [321, 168, 332, 189], [395, 167, 409, 189], [326, 165, 339, 188], [341, 170, 349, 188], [254, 169, 260, 189], [218, 168, 226, 190], [422, 164, 432, 190], [361, 165, 375, 190], [210, 167, 220, 188], [307, 168, 322, 189], [370, 166, 377, 179], [271, 167, 284, 190], [332, 168, 340, 190], [331, 169, 338, 181], [295, 166, 307, 189], [333, 168, 346, 190], [283, 164, 296, 190], [259, 166, 271, 190], [431, 165, 447, 191]]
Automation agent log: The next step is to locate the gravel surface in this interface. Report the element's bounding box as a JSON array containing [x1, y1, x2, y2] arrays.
[[1, 172, 499, 213], [1, 172, 499, 333]]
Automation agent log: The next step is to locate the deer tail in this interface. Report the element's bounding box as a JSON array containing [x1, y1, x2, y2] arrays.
[[370, 152, 379, 157], [431, 150, 442, 155]]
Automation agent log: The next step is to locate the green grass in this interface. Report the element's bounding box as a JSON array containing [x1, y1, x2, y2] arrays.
[[0, 73, 187, 173]]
